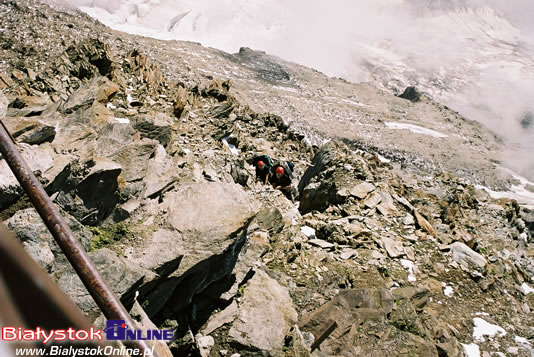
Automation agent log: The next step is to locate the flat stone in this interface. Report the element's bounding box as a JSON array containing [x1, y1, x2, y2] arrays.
[[350, 182, 376, 199], [450, 242, 487, 271], [61, 76, 118, 114], [414, 211, 436, 236], [309, 239, 335, 250], [391, 193, 415, 211], [201, 301, 239, 336], [196, 335, 215, 357], [376, 188, 400, 216], [363, 191, 382, 208], [381, 236, 405, 258], [228, 270, 297, 355], [403, 214, 415, 226], [340, 249, 357, 260], [520, 283, 534, 295], [0, 143, 55, 209]]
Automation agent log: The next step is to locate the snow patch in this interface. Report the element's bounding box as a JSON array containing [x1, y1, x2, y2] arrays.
[[462, 343, 480, 357], [520, 282, 534, 295], [475, 166, 534, 207], [385, 122, 448, 138], [514, 335, 531, 346], [300, 226, 316, 239], [377, 154, 391, 163], [443, 285, 454, 297], [472, 318, 506, 342], [115, 117, 130, 124], [400, 259, 416, 282], [221, 137, 239, 155]]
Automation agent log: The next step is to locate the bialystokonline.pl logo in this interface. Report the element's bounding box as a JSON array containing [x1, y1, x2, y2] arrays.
[[2, 320, 174, 356], [1, 326, 102, 344]]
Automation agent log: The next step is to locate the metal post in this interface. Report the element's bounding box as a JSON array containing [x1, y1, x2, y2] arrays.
[[0, 122, 156, 356]]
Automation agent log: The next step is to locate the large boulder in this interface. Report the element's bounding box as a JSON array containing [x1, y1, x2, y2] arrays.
[[109, 139, 158, 182], [299, 289, 439, 357], [450, 242, 487, 272], [298, 141, 338, 196], [5, 207, 92, 273], [121, 183, 260, 320], [59, 76, 118, 114], [56, 248, 155, 321], [299, 181, 339, 215], [54, 158, 122, 225], [398, 86, 421, 102], [141, 144, 179, 199], [1, 115, 56, 145], [133, 112, 174, 147], [0, 144, 55, 210], [227, 269, 298, 356], [162, 182, 259, 276]]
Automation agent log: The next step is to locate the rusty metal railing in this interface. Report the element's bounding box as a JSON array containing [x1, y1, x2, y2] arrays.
[[0, 121, 156, 356], [0, 223, 119, 356]]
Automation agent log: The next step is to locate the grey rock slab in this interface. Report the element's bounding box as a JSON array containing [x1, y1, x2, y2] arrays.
[[2, 116, 56, 145], [298, 141, 338, 196], [201, 300, 239, 336], [142, 144, 178, 198], [228, 270, 297, 356], [56, 248, 155, 319], [309, 239, 335, 250], [340, 249, 357, 260], [392, 193, 415, 212], [363, 191, 382, 208], [450, 242, 487, 271], [254, 207, 284, 234], [350, 182, 376, 199], [218, 229, 271, 301], [6, 208, 92, 272], [56, 158, 122, 225], [124, 228, 185, 272], [133, 112, 174, 147], [375, 188, 400, 216], [0, 143, 54, 209], [381, 236, 405, 258], [196, 335, 215, 357], [161, 182, 259, 276], [403, 214, 415, 226], [60, 76, 118, 114], [0, 93, 7, 118], [109, 138, 158, 182], [301, 226, 316, 239]]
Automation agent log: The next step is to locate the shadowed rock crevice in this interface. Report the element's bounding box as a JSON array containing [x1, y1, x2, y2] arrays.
[[120, 219, 253, 328]]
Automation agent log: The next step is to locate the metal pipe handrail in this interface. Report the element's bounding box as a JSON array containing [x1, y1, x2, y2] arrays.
[[0, 121, 156, 356]]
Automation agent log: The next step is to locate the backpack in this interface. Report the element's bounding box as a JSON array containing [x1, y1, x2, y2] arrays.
[[286, 161, 295, 173], [253, 154, 272, 168], [276, 161, 294, 178], [284, 161, 295, 178]]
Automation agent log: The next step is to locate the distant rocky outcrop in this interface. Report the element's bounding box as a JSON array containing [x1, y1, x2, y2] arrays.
[[398, 86, 422, 102]]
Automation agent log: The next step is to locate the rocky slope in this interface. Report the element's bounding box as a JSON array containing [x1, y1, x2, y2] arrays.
[[1, 1, 534, 357]]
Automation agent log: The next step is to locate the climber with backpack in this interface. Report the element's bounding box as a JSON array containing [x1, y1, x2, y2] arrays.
[[252, 154, 272, 185], [269, 163, 294, 200]]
